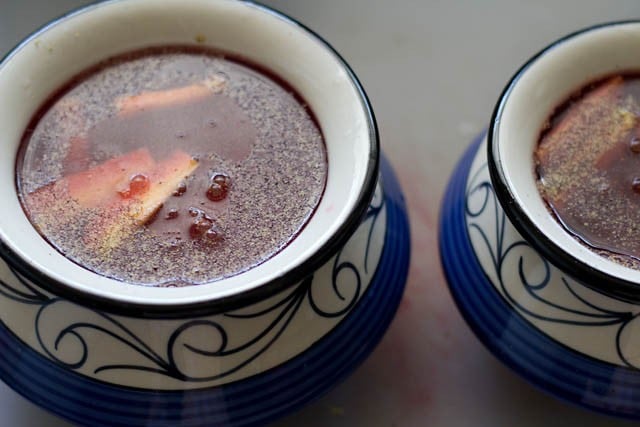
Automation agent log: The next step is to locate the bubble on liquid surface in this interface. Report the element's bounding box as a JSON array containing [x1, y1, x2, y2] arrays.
[[165, 208, 179, 220], [190, 215, 213, 238], [206, 173, 231, 201], [119, 173, 150, 198], [205, 226, 223, 243], [173, 181, 187, 197]]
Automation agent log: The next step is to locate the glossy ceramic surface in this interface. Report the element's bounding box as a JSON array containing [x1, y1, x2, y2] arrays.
[[441, 22, 640, 419], [15, 2, 640, 427], [0, 155, 409, 426], [488, 21, 640, 303], [0, 0, 378, 314], [0, 0, 410, 425], [441, 134, 640, 418]]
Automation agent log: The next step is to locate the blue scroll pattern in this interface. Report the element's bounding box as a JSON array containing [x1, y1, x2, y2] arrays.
[[0, 185, 386, 385], [465, 159, 640, 369]]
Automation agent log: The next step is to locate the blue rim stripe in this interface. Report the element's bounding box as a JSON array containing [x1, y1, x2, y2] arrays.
[[440, 135, 640, 419], [0, 154, 409, 427]]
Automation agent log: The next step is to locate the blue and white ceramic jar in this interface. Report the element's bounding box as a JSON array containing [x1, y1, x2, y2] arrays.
[[441, 21, 640, 419], [0, 1, 410, 425]]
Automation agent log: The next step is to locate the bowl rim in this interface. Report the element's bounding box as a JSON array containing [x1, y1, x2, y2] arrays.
[[488, 20, 640, 304], [0, 0, 380, 319]]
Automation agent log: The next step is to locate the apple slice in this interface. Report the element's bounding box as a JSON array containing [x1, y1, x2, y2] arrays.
[[24, 148, 156, 228], [87, 150, 199, 251], [65, 148, 156, 208], [115, 76, 227, 116], [127, 150, 199, 224]]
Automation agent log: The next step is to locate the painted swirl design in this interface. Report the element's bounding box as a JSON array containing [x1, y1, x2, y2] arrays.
[[0, 184, 386, 384], [465, 159, 640, 369]]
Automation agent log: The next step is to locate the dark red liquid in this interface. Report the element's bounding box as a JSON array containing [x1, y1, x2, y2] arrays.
[[536, 74, 640, 267], [17, 46, 327, 286]]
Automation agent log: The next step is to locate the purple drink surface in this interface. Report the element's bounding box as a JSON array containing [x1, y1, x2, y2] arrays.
[[17, 47, 327, 287]]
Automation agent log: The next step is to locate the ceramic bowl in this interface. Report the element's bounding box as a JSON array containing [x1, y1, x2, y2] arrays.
[[440, 21, 640, 418], [0, 1, 410, 425]]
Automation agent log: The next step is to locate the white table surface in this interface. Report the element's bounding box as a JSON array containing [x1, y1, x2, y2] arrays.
[[2, 1, 640, 426]]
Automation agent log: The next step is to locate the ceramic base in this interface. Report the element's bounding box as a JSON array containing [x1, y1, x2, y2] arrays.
[[0, 156, 410, 427], [440, 135, 640, 419]]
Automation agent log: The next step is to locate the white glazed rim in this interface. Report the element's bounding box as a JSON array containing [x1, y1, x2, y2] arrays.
[[0, 0, 378, 316], [489, 21, 640, 301]]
